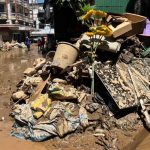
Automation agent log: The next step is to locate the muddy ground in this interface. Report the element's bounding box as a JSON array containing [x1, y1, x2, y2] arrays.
[[0, 45, 149, 150]]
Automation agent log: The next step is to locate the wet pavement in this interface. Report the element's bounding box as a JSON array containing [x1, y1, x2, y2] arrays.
[[0, 47, 46, 150], [0, 47, 42, 120]]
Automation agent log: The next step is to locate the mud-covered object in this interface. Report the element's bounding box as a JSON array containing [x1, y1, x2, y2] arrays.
[[54, 102, 88, 137], [49, 101, 80, 137], [33, 58, 46, 70], [11, 101, 89, 141], [10, 104, 36, 126], [31, 94, 51, 119], [119, 51, 134, 64], [11, 91, 28, 101], [52, 78, 67, 84], [23, 68, 36, 76], [49, 101, 87, 137], [49, 83, 78, 100], [11, 104, 57, 141], [79, 106, 88, 127], [95, 58, 150, 109], [11, 120, 57, 141], [23, 76, 43, 86]]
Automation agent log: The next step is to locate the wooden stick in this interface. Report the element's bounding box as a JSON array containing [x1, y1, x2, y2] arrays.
[[127, 67, 140, 103], [130, 66, 150, 85], [116, 63, 129, 86], [28, 75, 50, 103], [60, 60, 85, 74]]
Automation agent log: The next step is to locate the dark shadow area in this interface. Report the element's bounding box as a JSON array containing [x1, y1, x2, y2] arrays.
[[53, 5, 88, 42], [114, 105, 138, 119], [137, 107, 150, 132], [126, 0, 139, 13], [126, 0, 150, 19]]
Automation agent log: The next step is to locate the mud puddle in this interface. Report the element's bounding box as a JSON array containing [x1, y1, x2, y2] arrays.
[[0, 47, 45, 150]]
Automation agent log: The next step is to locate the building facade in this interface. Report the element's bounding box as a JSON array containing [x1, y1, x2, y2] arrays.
[[0, 0, 34, 42], [31, 0, 53, 38]]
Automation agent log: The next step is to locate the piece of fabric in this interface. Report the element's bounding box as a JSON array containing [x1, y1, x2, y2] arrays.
[[11, 120, 57, 141], [25, 38, 31, 46], [11, 101, 89, 141], [11, 104, 36, 126]]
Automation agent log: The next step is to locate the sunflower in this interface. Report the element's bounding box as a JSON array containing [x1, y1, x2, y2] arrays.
[[86, 32, 95, 37], [96, 25, 112, 37], [81, 9, 94, 20], [94, 10, 107, 18]]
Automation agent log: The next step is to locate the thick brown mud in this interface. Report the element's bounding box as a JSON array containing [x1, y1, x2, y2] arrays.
[[0, 46, 149, 150], [0, 46, 45, 150]]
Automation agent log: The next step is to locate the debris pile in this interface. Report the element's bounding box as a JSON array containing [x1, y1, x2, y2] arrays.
[[0, 41, 27, 51], [10, 56, 93, 141], [9, 10, 150, 149]]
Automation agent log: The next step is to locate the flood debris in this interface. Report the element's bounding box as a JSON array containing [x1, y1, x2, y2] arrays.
[[0, 41, 27, 52], [23, 68, 36, 76], [9, 10, 150, 149]]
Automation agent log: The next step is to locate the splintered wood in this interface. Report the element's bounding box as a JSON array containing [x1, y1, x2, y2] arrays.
[[95, 58, 150, 111]]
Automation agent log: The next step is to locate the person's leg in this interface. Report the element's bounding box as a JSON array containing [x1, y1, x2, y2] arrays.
[[28, 45, 30, 51], [41, 44, 44, 51]]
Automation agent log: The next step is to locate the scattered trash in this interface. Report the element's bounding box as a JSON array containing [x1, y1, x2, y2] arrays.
[[23, 68, 36, 76], [11, 91, 28, 102], [9, 10, 150, 149], [0, 41, 27, 52]]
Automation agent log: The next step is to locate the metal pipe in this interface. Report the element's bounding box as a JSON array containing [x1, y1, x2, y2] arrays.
[[5, 0, 8, 20], [23, 0, 25, 25], [14, 0, 18, 23], [32, 0, 34, 26], [5, 0, 12, 24], [28, 0, 30, 26]]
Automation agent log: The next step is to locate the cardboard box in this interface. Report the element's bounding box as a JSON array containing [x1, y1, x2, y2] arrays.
[[108, 21, 132, 38]]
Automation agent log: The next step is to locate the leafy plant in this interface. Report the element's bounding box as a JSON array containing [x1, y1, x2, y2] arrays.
[[47, 0, 94, 18], [81, 9, 112, 60], [80, 9, 112, 96]]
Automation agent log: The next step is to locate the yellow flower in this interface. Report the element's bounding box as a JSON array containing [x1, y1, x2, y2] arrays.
[[96, 25, 112, 37], [81, 15, 88, 20], [89, 27, 96, 32], [86, 32, 95, 37], [96, 30, 107, 36], [105, 28, 113, 37], [81, 9, 94, 20], [94, 10, 107, 18], [101, 24, 108, 29], [97, 25, 108, 30]]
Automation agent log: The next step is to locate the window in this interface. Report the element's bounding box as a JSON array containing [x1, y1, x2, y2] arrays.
[[12, 5, 15, 13], [0, 4, 4, 12]]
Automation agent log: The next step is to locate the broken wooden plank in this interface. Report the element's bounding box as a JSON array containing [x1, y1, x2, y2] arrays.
[[28, 75, 50, 103]]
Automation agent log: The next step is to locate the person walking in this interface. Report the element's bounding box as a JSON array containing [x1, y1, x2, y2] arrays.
[[37, 38, 42, 51], [25, 36, 31, 51], [41, 37, 45, 51]]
